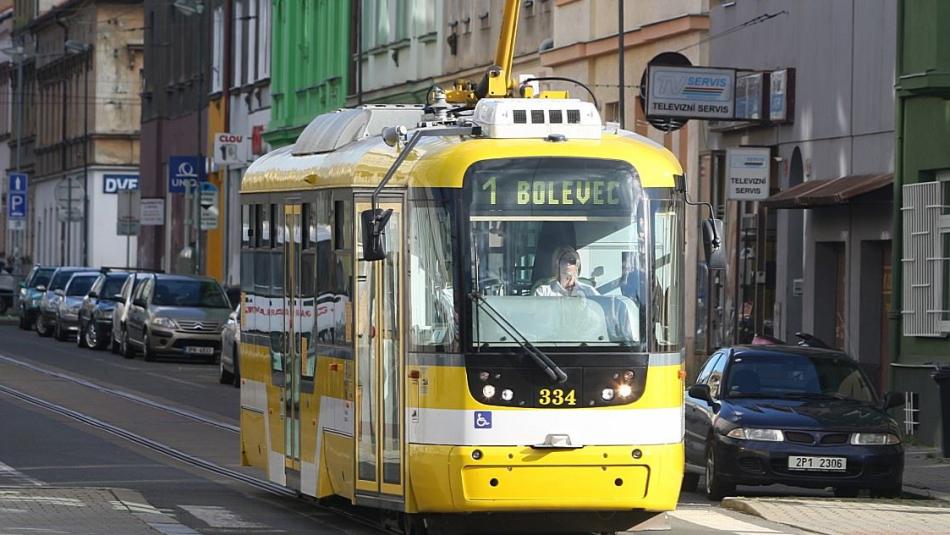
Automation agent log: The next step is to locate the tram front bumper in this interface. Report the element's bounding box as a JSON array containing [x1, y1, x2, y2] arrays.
[[408, 443, 682, 513]]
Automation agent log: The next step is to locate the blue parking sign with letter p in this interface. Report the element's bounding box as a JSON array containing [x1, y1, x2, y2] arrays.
[[8, 192, 26, 218]]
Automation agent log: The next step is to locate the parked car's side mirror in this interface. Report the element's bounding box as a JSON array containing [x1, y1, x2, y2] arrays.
[[687, 384, 714, 403], [882, 391, 904, 410], [113, 294, 124, 302], [54, 289, 65, 297], [36, 285, 46, 292], [132, 298, 146, 308], [87, 291, 98, 299]]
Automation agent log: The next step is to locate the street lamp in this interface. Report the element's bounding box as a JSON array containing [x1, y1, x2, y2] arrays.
[[175, 0, 205, 275], [65, 40, 92, 267]]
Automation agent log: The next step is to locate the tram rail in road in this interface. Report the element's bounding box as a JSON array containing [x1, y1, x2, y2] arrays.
[[0, 379, 392, 534], [0, 352, 239, 433]]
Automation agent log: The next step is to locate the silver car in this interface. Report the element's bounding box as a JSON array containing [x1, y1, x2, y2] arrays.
[[124, 274, 232, 362], [53, 271, 99, 341], [35, 267, 90, 337], [111, 273, 153, 356], [219, 305, 241, 387]]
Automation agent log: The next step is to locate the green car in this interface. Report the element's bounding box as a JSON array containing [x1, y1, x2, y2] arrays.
[[18, 266, 55, 330]]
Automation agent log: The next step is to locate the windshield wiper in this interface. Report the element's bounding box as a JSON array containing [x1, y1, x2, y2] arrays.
[[469, 292, 568, 384], [780, 392, 850, 401]]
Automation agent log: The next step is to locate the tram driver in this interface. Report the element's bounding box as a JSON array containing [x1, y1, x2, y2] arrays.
[[534, 246, 600, 297]]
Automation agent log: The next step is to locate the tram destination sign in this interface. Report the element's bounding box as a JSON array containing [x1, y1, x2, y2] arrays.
[[646, 65, 736, 120], [471, 175, 635, 215]]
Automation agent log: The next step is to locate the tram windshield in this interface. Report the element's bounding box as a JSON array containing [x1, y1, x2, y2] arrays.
[[465, 157, 676, 350]]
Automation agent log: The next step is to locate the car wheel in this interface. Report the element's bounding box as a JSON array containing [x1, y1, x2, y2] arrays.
[[122, 329, 135, 359], [232, 343, 241, 388], [681, 472, 700, 493], [54, 319, 66, 341], [219, 357, 234, 384], [36, 316, 51, 337], [77, 319, 88, 348], [142, 331, 156, 362], [84, 321, 100, 350], [704, 446, 735, 501], [833, 487, 860, 498]]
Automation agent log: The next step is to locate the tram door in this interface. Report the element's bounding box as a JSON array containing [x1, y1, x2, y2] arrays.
[[283, 204, 303, 489], [354, 200, 404, 499]]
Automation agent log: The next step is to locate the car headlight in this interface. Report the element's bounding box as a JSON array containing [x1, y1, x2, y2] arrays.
[[726, 428, 785, 442], [850, 432, 901, 445], [151, 317, 178, 330]]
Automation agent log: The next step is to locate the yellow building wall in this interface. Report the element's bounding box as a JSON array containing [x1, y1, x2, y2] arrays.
[[206, 98, 227, 280]]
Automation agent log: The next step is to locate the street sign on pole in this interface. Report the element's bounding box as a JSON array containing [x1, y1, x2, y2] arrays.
[[199, 182, 218, 230], [213, 133, 248, 165], [7, 172, 27, 221], [55, 176, 84, 222], [140, 198, 165, 226], [117, 189, 141, 236]]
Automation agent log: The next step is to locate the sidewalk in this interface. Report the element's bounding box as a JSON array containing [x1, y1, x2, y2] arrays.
[[719, 448, 950, 535], [903, 447, 950, 502], [0, 487, 200, 534]]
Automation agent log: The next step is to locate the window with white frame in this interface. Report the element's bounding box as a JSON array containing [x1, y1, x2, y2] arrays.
[[260, 0, 270, 79], [248, 0, 258, 82], [211, 5, 224, 93], [902, 179, 943, 336], [939, 172, 950, 333], [233, 0, 244, 87]]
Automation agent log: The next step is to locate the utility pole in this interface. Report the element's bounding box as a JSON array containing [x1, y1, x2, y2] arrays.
[[195, 4, 204, 275], [618, 0, 625, 129]]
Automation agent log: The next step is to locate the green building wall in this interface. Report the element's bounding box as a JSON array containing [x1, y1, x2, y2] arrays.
[[893, 0, 950, 449], [265, 0, 351, 148]]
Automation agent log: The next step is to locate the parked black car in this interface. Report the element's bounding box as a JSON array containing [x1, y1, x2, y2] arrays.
[[18, 265, 55, 329], [683, 345, 905, 500], [77, 271, 131, 349]]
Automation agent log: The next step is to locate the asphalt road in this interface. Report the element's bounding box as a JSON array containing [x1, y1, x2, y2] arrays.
[[0, 323, 808, 534]]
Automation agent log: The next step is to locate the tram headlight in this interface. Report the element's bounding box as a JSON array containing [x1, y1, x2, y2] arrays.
[[617, 383, 633, 399], [601, 388, 615, 401], [501, 388, 514, 401], [482, 384, 496, 400], [479, 371, 491, 382]]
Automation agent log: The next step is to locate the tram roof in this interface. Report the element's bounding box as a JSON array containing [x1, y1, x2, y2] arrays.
[[240, 128, 683, 194]]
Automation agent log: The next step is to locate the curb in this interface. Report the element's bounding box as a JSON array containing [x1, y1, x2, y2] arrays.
[[902, 484, 950, 503], [719, 498, 827, 535]]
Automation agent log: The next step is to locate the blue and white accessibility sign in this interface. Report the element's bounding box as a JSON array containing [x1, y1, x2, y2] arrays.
[[168, 156, 205, 193], [7, 172, 27, 219], [474, 411, 492, 429]]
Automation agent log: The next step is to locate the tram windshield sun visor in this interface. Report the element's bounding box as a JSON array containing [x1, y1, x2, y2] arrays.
[[466, 157, 655, 350]]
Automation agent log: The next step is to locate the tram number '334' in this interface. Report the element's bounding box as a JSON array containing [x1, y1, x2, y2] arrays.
[[538, 388, 577, 406]]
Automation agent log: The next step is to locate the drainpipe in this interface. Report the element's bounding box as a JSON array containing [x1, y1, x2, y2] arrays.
[[889, 0, 904, 391]]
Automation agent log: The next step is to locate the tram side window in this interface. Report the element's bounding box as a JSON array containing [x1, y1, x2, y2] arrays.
[[241, 204, 256, 293], [301, 202, 317, 379], [651, 199, 683, 351], [314, 192, 351, 351], [409, 191, 459, 352]]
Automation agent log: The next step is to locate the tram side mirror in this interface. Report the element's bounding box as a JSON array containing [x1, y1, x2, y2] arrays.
[[360, 208, 394, 262], [702, 218, 726, 271]]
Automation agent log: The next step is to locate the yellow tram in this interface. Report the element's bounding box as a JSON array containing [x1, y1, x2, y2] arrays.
[[238, 3, 690, 533]]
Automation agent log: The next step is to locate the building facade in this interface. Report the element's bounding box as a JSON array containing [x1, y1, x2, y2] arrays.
[[541, 0, 710, 375], [893, 0, 950, 449], [139, 0, 209, 273], [264, 0, 351, 148], [708, 0, 896, 388], [0, 0, 14, 263], [13, 0, 143, 269]]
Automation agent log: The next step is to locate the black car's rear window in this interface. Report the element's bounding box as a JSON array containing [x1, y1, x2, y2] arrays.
[[102, 274, 129, 298], [726, 353, 875, 403], [30, 268, 55, 288], [66, 275, 98, 296], [49, 270, 79, 291], [153, 280, 230, 308]]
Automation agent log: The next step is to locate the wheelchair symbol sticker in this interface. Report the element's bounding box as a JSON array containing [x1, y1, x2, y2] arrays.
[[474, 411, 492, 429]]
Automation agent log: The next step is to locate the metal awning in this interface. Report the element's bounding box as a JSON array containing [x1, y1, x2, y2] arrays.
[[762, 173, 893, 209]]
